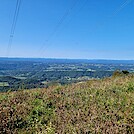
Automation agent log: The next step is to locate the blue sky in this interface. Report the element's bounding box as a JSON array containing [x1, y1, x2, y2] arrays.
[[0, 0, 134, 59]]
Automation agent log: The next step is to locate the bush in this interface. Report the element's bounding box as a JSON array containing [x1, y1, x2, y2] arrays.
[[112, 70, 122, 77], [122, 70, 129, 75]]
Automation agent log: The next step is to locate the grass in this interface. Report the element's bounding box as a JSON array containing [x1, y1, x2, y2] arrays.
[[0, 75, 134, 133]]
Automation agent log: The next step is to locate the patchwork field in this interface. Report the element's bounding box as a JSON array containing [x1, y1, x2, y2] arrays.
[[0, 82, 9, 87]]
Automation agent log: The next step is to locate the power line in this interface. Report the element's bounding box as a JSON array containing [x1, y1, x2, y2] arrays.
[[6, 0, 22, 57], [76, 0, 88, 13], [38, 0, 79, 57], [57, 0, 89, 36], [113, 0, 133, 16], [90, 0, 133, 34]]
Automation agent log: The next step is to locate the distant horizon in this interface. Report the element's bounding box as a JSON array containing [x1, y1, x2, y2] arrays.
[[1, 56, 134, 61]]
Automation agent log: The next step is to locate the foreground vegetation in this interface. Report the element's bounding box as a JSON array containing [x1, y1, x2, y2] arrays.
[[0, 75, 134, 133]]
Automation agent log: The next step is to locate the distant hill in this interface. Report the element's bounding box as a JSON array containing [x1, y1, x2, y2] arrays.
[[1, 57, 134, 64], [0, 75, 133, 133]]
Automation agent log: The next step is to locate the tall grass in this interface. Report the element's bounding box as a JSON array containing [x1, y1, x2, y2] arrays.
[[0, 75, 134, 133]]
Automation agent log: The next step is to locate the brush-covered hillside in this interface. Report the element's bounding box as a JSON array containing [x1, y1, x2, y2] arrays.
[[0, 75, 134, 134]]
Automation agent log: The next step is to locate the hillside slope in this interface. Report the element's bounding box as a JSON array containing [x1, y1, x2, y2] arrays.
[[0, 75, 134, 134]]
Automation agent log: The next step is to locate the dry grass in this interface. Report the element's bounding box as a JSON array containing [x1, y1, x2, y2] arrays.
[[0, 75, 134, 134]]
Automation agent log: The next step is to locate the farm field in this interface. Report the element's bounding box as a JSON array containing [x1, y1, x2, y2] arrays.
[[0, 82, 9, 87], [1, 58, 134, 91]]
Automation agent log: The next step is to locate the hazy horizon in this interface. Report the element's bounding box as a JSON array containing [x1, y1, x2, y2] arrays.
[[1, 56, 134, 61]]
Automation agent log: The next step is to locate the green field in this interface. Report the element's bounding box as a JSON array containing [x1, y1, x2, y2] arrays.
[[0, 82, 9, 87], [14, 76, 27, 80]]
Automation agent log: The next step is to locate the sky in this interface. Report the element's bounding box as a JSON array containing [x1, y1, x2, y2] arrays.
[[0, 0, 134, 59]]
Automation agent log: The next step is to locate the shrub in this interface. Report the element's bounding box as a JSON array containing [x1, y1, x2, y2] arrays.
[[122, 70, 129, 75], [112, 70, 122, 77]]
